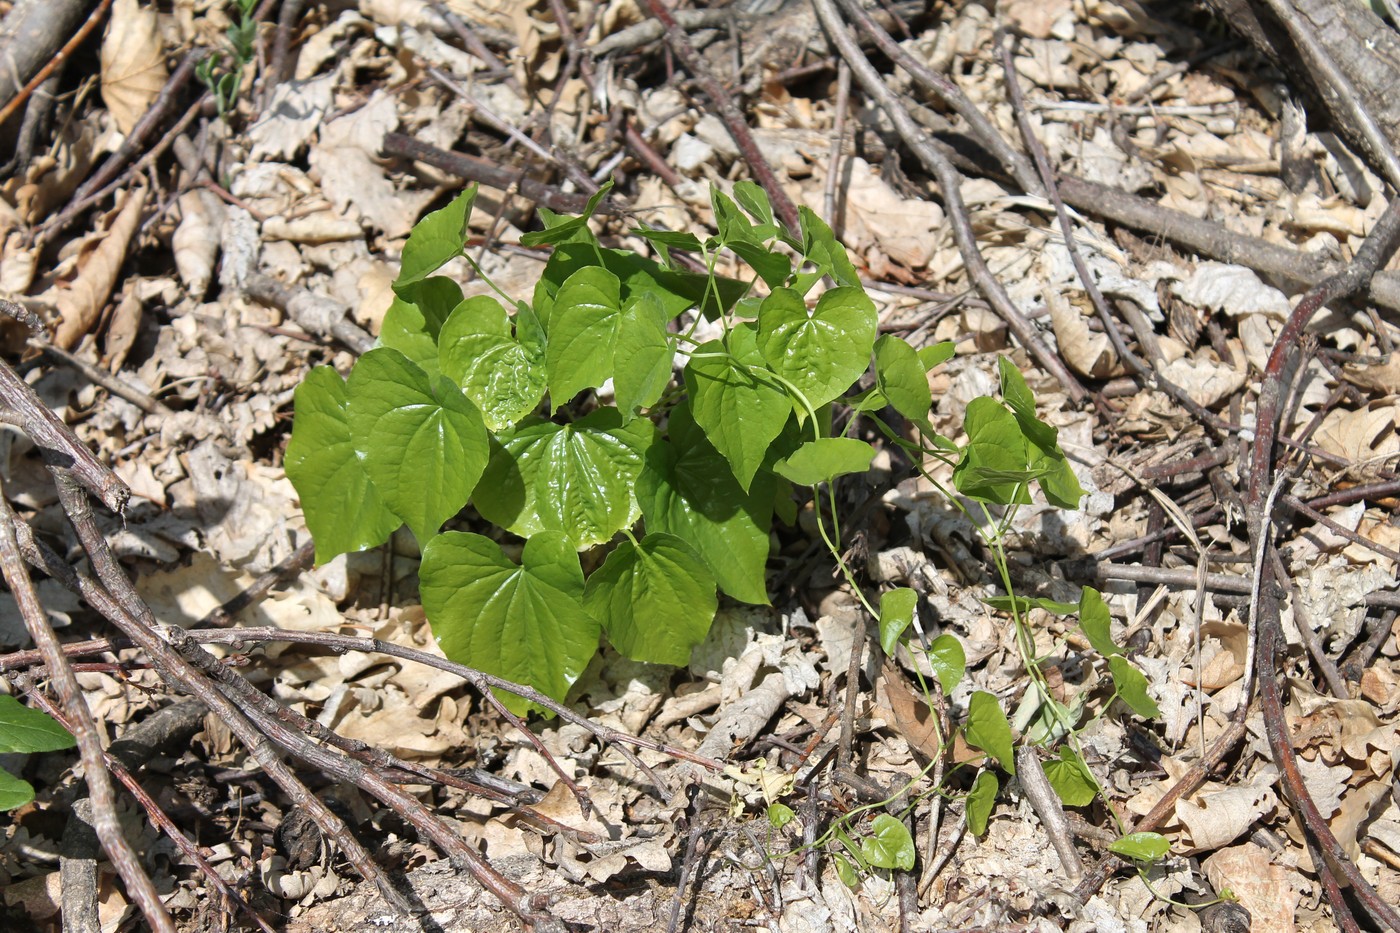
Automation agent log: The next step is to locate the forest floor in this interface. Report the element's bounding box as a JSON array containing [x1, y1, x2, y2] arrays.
[[1, 0, 1399, 931]]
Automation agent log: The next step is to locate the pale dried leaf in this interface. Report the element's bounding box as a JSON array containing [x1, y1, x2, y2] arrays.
[[1174, 767, 1278, 852], [1047, 288, 1119, 378], [1202, 843, 1299, 933], [103, 286, 143, 371], [173, 190, 223, 297], [1172, 262, 1291, 319], [101, 0, 169, 135], [1158, 355, 1246, 408], [1314, 401, 1400, 468]]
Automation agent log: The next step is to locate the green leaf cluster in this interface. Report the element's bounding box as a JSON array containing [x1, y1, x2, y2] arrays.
[[286, 181, 1088, 716]]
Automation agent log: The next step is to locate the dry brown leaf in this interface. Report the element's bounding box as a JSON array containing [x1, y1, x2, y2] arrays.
[[52, 186, 148, 349], [1174, 769, 1278, 852], [1202, 843, 1299, 933], [1314, 401, 1400, 469], [1158, 355, 1246, 408], [1047, 287, 1120, 378], [103, 284, 143, 371], [1343, 355, 1400, 394], [101, 0, 169, 135], [877, 660, 943, 760]]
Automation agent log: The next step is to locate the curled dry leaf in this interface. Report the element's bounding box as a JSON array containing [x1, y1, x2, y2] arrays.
[[173, 189, 224, 298], [101, 0, 169, 135], [103, 285, 143, 372], [52, 186, 148, 349], [1202, 843, 1300, 933], [1047, 286, 1120, 378], [1314, 401, 1400, 471]]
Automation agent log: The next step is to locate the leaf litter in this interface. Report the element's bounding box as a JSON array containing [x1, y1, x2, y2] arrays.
[[0, 0, 1398, 930]]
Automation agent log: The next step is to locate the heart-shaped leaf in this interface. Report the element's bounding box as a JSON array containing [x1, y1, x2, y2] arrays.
[[773, 437, 875, 486], [966, 770, 999, 836], [684, 323, 791, 491], [474, 408, 653, 548], [965, 691, 1015, 775], [546, 265, 623, 405], [439, 295, 547, 431], [878, 588, 917, 654], [757, 287, 877, 408], [636, 404, 773, 604], [874, 335, 932, 420], [613, 292, 674, 416], [1043, 745, 1099, 807], [421, 531, 600, 715], [1109, 656, 1161, 719], [285, 366, 402, 563], [861, 814, 915, 871], [396, 187, 477, 290], [347, 348, 488, 543], [584, 533, 717, 665]]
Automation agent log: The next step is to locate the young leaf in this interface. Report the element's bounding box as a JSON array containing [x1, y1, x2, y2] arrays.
[[630, 227, 705, 257], [757, 287, 878, 409], [546, 265, 623, 406], [439, 296, 547, 431], [983, 595, 1080, 615], [0, 767, 35, 811], [613, 291, 674, 416], [1077, 587, 1123, 658], [834, 852, 860, 888], [953, 397, 1032, 505], [285, 367, 402, 563], [395, 276, 463, 340], [421, 531, 601, 716], [997, 357, 1084, 509], [1108, 656, 1161, 719], [861, 814, 916, 871], [0, 696, 76, 754], [1043, 746, 1098, 807], [794, 206, 860, 291], [539, 243, 746, 322], [965, 691, 1016, 774], [772, 437, 876, 486], [918, 341, 956, 371], [733, 180, 775, 227], [584, 533, 717, 666], [1109, 832, 1170, 863], [878, 587, 918, 654], [396, 186, 477, 290], [965, 770, 999, 836], [874, 335, 933, 420], [475, 409, 653, 549], [346, 348, 488, 543], [684, 323, 792, 491], [767, 802, 795, 830], [636, 404, 773, 604], [927, 633, 966, 694], [520, 179, 613, 247]]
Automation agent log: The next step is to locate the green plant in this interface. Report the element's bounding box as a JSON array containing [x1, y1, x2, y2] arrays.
[[196, 0, 258, 117], [0, 696, 76, 810]]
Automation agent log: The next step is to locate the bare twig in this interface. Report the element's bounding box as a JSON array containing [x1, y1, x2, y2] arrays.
[[0, 0, 112, 128], [638, 0, 801, 234], [1015, 746, 1083, 881], [0, 488, 173, 932], [810, 0, 1087, 403]]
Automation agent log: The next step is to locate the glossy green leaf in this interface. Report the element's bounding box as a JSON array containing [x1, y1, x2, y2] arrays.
[[637, 404, 773, 604], [475, 408, 652, 549], [772, 437, 875, 486], [546, 265, 623, 405], [439, 295, 547, 431], [918, 341, 956, 371], [861, 814, 915, 871], [1109, 656, 1161, 719], [539, 244, 746, 323], [1043, 746, 1099, 807], [965, 770, 999, 836], [874, 335, 932, 421], [684, 323, 791, 491], [729, 239, 791, 289], [965, 691, 1016, 774], [953, 397, 1031, 505], [421, 531, 600, 715], [0, 696, 76, 754], [613, 291, 674, 416], [630, 227, 705, 255], [757, 287, 877, 409], [1077, 587, 1122, 658], [377, 277, 463, 379], [584, 533, 717, 665], [767, 802, 795, 830], [928, 633, 966, 694], [878, 587, 918, 654], [1109, 832, 1170, 863], [346, 348, 488, 543], [286, 367, 402, 563], [520, 180, 613, 247], [396, 186, 477, 290], [0, 768, 34, 811]]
